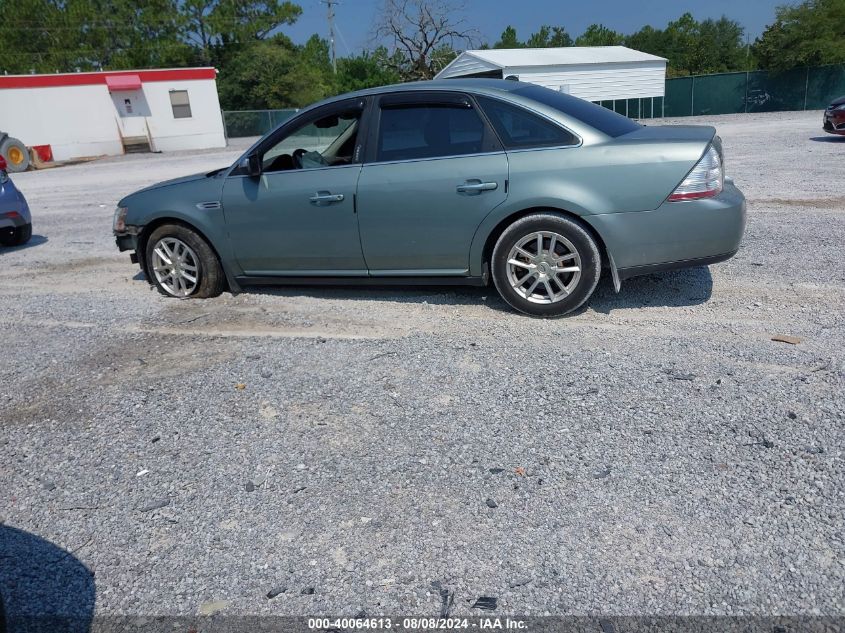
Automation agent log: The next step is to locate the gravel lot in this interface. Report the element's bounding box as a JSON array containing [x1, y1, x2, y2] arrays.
[[1, 110, 843, 620]]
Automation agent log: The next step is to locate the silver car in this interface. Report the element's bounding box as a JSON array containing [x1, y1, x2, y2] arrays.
[[114, 79, 746, 317]]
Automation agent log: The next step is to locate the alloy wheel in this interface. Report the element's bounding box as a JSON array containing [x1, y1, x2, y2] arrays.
[[505, 231, 582, 304], [151, 237, 200, 297]]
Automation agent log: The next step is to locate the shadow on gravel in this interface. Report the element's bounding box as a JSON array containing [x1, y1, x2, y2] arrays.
[[0, 234, 48, 255], [589, 265, 714, 314], [0, 525, 94, 633], [809, 135, 845, 142], [251, 283, 513, 312], [249, 265, 714, 315]]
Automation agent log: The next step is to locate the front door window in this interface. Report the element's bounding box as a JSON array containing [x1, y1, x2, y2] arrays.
[[261, 108, 362, 172]]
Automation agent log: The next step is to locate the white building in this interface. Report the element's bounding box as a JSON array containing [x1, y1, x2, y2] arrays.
[[435, 46, 668, 117], [0, 68, 226, 161]]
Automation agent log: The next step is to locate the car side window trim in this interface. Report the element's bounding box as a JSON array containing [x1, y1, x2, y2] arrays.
[[379, 92, 472, 109], [364, 149, 508, 168], [475, 94, 583, 150], [363, 91, 503, 165], [226, 163, 363, 179], [227, 97, 372, 177]]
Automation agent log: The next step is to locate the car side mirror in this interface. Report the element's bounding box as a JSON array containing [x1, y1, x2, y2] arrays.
[[241, 154, 262, 177]]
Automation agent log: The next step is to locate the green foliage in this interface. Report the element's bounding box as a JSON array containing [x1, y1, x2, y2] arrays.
[[1, 0, 843, 111], [218, 34, 334, 109], [335, 47, 403, 94], [575, 24, 624, 47], [0, 0, 194, 73], [493, 26, 523, 49], [624, 13, 747, 76], [754, 0, 845, 70], [526, 26, 573, 48], [493, 25, 572, 49]]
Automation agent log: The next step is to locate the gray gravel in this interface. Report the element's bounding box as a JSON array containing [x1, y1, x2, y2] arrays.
[[0, 110, 843, 618]]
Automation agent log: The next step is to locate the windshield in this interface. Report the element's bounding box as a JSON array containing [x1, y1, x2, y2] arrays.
[[513, 84, 642, 138]]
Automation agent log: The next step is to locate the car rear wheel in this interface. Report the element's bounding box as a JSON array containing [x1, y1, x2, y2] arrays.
[[145, 224, 225, 299], [0, 223, 31, 247], [491, 213, 601, 317]]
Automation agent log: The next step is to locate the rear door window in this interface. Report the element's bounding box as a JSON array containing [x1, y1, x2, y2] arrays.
[[477, 96, 578, 148], [376, 104, 491, 162]]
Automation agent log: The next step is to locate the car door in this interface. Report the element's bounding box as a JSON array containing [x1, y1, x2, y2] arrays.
[[221, 98, 369, 276], [356, 92, 508, 275]]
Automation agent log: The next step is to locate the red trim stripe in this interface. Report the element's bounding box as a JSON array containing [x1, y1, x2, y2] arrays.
[[0, 68, 216, 89]]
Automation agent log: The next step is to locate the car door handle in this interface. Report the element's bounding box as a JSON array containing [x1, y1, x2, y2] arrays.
[[309, 191, 345, 205], [456, 180, 498, 194]]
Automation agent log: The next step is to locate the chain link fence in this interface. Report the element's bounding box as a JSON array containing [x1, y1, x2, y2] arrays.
[[664, 64, 845, 117], [222, 109, 299, 139]]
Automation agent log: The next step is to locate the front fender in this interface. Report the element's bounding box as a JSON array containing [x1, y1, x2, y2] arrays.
[[119, 176, 244, 283]]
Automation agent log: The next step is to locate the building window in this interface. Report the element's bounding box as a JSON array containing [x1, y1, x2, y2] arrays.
[[170, 90, 192, 119]]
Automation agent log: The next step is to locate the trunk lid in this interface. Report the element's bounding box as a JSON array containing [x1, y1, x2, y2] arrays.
[[615, 125, 716, 144]]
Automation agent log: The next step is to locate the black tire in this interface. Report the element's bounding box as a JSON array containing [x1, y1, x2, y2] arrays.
[[491, 212, 601, 317], [0, 137, 30, 172], [144, 224, 225, 298], [0, 223, 32, 247]]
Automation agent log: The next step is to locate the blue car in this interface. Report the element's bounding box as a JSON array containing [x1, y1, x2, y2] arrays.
[[0, 155, 32, 246]]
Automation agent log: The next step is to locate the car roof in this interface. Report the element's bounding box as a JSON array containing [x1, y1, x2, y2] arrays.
[[321, 78, 523, 104]]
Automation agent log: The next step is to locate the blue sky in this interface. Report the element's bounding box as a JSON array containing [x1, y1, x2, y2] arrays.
[[286, 0, 789, 54]]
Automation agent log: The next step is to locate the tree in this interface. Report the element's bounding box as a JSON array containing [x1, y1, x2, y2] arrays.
[[83, 0, 193, 70], [373, 0, 477, 80], [492, 25, 572, 49], [575, 24, 624, 47], [753, 0, 845, 70], [217, 35, 332, 109], [624, 13, 745, 76], [0, 0, 302, 74], [0, 0, 193, 73], [662, 13, 701, 75], [180, 0, 301, 65], [493, 25, 523, 49], [209, 0, 301, 45], [526, 25, 572, 48], [698, 17, 747, 73], [624, 25, 665, 59], [335, 47, 403, 93]]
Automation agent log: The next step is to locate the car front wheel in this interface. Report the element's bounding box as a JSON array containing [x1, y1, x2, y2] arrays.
[[491, 213, 601, 317], [145, 224, 225, 298]]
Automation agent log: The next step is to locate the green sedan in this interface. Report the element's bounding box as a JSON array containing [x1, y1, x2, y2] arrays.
[[113, 79, 746, 317]]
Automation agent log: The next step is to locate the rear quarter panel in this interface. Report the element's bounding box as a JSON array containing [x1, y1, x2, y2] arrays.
[[468, 136, 711, 275]]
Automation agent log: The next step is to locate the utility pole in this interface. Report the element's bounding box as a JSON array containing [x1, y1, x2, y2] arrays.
[[322, 0, 338, 74]]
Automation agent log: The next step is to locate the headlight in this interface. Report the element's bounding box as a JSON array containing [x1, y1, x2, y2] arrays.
[[0, 170, 7, 185], [113, 207, 128, 233]]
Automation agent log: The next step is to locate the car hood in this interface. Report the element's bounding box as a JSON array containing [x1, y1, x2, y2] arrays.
[[829, 95, 845, 107], [130, 169, 221, 196], [117, 166, 230, 221]]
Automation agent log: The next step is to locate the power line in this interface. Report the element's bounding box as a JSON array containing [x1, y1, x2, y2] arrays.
[[320, 0, 338, 74]]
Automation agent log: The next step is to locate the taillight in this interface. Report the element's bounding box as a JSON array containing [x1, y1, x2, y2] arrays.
[[668, 145, 724, 202]]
